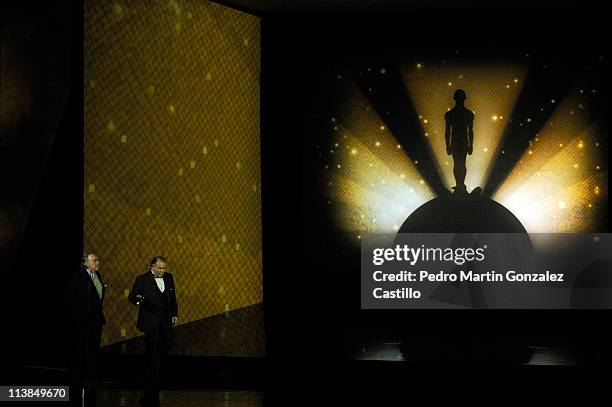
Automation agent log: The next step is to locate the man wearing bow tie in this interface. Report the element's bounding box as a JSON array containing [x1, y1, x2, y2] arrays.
[[128, 256, 178, 406], [65, 253, 106, 381]]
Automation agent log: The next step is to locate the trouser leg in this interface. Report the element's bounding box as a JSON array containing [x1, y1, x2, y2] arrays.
[[144, 321, 173, 404], [74, 324, 101, 406], [71, 325, 87, 380], [73, 324, 99, 380], [87, 324, 102, 379], [145, 330, 161, 390], [160, 321, 174, 355]]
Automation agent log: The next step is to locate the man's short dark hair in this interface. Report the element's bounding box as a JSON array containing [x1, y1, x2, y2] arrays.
[[150, 256, 167, 267]]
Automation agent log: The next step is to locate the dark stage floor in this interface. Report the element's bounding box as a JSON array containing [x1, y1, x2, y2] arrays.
[[3, 344, 609, 407], [95, 388, 263, 407], [3, 328, 610, 406]]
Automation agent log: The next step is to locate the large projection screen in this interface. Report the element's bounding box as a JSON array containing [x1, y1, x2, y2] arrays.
[[84, 0, 262, 356]]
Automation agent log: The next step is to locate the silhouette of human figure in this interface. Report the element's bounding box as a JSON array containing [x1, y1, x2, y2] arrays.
[[445, 89, 474, 194]]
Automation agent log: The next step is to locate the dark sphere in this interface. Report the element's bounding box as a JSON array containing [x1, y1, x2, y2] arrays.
[[570, 258, 612, 308], [398, 193, 527, 233], [396, 192, 532, 311]]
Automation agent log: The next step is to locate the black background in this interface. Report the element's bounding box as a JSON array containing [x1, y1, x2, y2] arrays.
[[262, 8, 611, 365], [1, 1, 83, 369], [1, 0, 610, 375]]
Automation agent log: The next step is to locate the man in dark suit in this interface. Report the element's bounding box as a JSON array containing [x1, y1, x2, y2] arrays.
[[65, 253, 106, 381], [128, 256, 178, 406]]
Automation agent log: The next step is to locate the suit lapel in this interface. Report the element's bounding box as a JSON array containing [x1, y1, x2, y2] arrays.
[[162, 273, 169, 289]]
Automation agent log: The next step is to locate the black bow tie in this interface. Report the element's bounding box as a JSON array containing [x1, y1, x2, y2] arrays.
[[154, 276, 163, 279]]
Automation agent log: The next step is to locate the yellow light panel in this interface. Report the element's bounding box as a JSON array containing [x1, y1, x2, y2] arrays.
[[84, 0, 261, 347]]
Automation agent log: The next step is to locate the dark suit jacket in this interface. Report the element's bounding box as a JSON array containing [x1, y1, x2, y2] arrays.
[[65, 268, 106, 326], [128, 272, 178, 334]]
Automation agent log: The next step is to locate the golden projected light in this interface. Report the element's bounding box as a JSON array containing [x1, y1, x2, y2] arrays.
[[321, 78, 434, 239], [494, 89, 607, 233], [402, 63, 527, 190], [84, 0, 262, 350]]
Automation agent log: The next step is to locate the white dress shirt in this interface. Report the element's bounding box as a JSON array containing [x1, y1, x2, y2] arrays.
[[152, 271, 165, 292]]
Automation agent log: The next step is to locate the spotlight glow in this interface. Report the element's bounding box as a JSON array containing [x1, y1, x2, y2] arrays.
[[494, 88, 607, 232], [321, 78, 434, 236], [402, 63, 526, 191]]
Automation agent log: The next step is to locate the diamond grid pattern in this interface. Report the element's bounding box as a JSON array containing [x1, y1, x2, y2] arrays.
[[102, 303, 265, 357], [84, 0, 263, 352]]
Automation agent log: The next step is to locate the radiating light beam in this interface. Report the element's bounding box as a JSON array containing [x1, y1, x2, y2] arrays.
[[402, 62, 527, 191], [494, 87, 607, 233], [321, 77, 434, 239]]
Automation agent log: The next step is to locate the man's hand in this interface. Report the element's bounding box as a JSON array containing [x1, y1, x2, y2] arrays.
[[171, 316, 178, 325], [136, 294, 144, 305], [467, 145, 473, 155], [446, 146, 452, 155]]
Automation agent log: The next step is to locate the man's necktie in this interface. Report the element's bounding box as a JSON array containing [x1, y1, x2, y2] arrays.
[[90, 271, 103, 299]]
